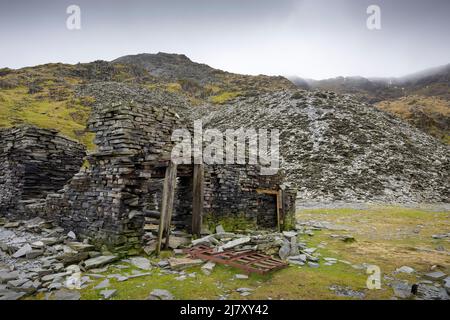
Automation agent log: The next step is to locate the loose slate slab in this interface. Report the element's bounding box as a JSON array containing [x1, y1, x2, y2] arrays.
[[0, 271, 19, 284], [67, 242, 95, 252], [168, 258, 204, 270], [83, 256, 118, 270], [100, 289, 116, 299], [12, 244, 32, 258], [129, 257, 152, 270], [4, 222, 20, 229], [424, 271, 447, 280], [0, 290, 26, 300], [220, 237, 251, 250], [444, 277, 450, 294], [395, 266, 415, 274], [94, 279, 110, 290], [148, 289, 174, 300], [51, 289, 81, 300], [41, 272, 70, 282]]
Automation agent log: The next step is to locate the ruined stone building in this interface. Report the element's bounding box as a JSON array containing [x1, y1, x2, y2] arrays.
[[0, 126, 85, 219], [0, 101, 296, 255]]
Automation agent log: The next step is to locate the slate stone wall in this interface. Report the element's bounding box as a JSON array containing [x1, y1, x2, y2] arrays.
[[148, 164, 297, 233], [42, 101, 186, 254], [0, 126, 85, 219], [202, 164, 296, 229]]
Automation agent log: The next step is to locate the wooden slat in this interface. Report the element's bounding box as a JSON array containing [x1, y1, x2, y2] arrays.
[[156, 161, 177, 255], [276, 190, 281, 232], [192, 164, 204, 237]]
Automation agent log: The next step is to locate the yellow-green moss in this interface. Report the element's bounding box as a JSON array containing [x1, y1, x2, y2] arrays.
[[210, 91, 241, 104], [166, 82, 182, 93]]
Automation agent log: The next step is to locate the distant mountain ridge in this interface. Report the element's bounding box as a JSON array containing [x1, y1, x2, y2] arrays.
[[289, 64, 450, 143], [289, 63, 450, 103]]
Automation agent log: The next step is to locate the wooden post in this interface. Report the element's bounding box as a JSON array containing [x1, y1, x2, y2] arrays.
[[156, 161, 177, 255], [192, 164, 204, 237], [276, 190, 282, 232]]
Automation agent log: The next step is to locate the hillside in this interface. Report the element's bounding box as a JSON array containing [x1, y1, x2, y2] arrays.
[[376, 96, 450, 144], [0, 53, 295, 149], [289, 64, 450, 143]]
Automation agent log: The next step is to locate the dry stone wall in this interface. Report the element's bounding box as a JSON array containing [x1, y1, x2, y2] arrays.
[[43, 100, 186, 254], [0, 126, 85, 219], [203, 165, 295, 229]]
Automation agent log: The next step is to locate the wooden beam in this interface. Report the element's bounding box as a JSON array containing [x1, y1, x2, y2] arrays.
[[257, 188, 282, 232], [156, 161, 177, 255], [192, 164, 204, 237], [256, 188, 279, 195], [276, 190, 282, 232]]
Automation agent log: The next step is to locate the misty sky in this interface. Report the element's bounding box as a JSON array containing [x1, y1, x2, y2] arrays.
[[0, 0, 449, 79]]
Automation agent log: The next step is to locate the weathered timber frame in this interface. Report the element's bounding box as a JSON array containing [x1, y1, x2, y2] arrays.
[[155, 161, 204, 255], [256, 188, 283, 232]]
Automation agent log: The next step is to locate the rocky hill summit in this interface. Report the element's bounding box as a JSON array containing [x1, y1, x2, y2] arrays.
[[113, 52, 220, 83], [203, 90, 449, 203], [113, 52, 296, 102]]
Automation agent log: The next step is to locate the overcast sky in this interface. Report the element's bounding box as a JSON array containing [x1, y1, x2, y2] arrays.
[[0, 0, 449, 79]]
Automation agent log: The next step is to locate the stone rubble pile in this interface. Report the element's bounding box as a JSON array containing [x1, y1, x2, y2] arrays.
[[0, 217, 118, 300], [390, 267, 450, 300], [168, 224, 327, 268]]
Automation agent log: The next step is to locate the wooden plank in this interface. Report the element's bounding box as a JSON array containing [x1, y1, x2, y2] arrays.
[[156, 161, 177, 255], [192, 164, 204, 237], [276, 190, 282, 232], [256, 188, 279, 195], [163, 161, 178, 249]]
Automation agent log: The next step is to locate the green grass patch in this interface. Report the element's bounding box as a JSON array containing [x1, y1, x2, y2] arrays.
[[0, 86, 96, 150], [210, 91, 241, 104]]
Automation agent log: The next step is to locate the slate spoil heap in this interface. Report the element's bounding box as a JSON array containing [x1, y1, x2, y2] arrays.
[[204, 90, 450, 203], [0, 126, 85, 219]]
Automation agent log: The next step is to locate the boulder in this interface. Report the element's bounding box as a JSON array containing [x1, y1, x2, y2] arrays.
[[278, 242, 290, 260]]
